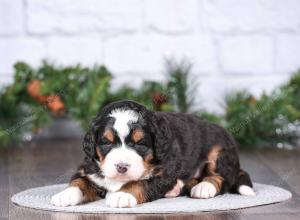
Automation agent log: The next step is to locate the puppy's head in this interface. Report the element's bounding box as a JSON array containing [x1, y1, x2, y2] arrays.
[[83, 100, 154, 182]]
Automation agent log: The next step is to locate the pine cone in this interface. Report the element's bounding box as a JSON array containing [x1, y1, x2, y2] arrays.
[[27, 80, 65, 115], [27, 80, 42, 98], [46, 95, 65, 115], [152, 92, 167, 110]]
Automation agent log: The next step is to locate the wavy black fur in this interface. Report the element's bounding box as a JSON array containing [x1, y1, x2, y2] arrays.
[[71, 100, 253, 203]]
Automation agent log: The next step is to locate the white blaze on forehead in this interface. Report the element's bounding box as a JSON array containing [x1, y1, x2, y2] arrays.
[[109, 109, 138, 138], [101, 108, 145, 183]]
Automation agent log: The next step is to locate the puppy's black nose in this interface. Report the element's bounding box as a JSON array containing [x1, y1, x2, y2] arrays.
[[115, 163, 129, 174]]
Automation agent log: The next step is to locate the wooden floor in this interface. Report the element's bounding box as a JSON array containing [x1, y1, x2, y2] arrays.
[[1, 139, 300, 220]]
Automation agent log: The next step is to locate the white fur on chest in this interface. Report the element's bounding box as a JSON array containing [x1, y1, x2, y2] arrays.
[[88, 174, 126, 192]]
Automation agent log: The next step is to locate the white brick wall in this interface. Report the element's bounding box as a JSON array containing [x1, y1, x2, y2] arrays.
[[0, 0, 24, 35], [218, 36, 273, 74], [0, 0, 300, 112]]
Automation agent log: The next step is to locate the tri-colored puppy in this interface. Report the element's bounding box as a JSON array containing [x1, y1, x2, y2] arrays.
[[51, 100, 255, 208]]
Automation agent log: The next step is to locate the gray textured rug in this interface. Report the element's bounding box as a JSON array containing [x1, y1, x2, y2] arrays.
[[11, 183, 292, 213]]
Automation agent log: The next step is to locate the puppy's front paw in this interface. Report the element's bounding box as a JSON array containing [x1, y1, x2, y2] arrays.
[[106, 192, 137, 208], [51, 187, 83, 207], [165, 179, 184, 198], [190, 181, 217, 199]]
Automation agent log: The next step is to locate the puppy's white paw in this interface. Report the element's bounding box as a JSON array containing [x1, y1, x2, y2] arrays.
[[238, 185, 256, 196], [51, 186, 83, 207], [191, 181, 217, 199], [165, 179, 184, 198], [106, 192, 137, 208]]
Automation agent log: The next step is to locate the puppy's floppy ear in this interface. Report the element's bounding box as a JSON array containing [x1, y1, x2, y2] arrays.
[[150, 113, 172, 162], [82, 126, 97, 159]]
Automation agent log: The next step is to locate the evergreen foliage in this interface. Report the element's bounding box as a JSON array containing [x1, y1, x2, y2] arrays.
[[0, 60, 300, 149]]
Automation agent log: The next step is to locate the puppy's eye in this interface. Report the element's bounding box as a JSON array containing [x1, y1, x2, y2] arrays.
[[103, 129, 114, 144], [135, 138, 146, 145], [102, 137, 113, 144]]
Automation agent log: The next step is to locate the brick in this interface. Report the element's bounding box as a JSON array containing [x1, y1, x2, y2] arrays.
[[218, 36, 273, 74], [196, 74, 291, 113], [47, 37, 103, 66], [196, 76, 225, 113], [104, 34, 216, 75], [144, 0, 198, 33], [0, 75, 13, 88], [222, 75, 290, 96], [0, 0, 23, 35], [201, 0, 300, 32], [275, 34, 300, 73], [26, 0, 143, 34], [0, 38, 46, 76], [110, 73, 165, 91]]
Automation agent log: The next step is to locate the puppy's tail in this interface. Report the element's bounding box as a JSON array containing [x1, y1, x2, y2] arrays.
[[233, 169, 256, 196]]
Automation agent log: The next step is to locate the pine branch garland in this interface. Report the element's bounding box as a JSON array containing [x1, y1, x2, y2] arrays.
[[0, 60, 300, 149]]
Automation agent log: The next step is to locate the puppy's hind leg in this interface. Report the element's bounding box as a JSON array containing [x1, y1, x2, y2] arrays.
[[235, 169, 256, 196], [190, 145, 232, 199]]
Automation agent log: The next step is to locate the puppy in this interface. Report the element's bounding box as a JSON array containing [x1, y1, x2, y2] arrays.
[[51, 100, 255, 208]]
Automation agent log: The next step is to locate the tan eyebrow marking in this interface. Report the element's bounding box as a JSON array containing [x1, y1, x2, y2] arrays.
[[132, 129, 144, 143], [103, 129, 114, 142]]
